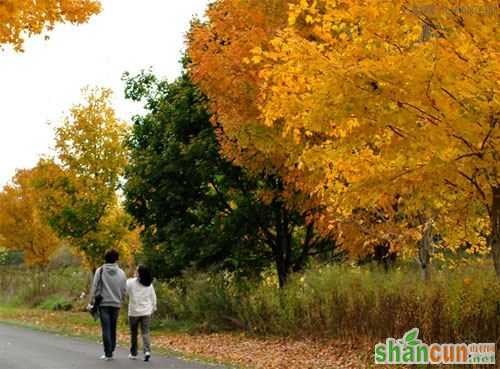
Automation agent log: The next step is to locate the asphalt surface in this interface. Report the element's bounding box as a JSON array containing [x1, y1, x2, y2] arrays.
[[0, 323, 227, 369]]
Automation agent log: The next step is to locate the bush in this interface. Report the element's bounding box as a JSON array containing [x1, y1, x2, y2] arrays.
[[154, 272, 241, 332], [38, 295, 73, 311], [0, 250, 23, 266], [155, 263, 500, 342]]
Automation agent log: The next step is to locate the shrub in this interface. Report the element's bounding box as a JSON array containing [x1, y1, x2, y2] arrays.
[[38, 295, 73, 311]]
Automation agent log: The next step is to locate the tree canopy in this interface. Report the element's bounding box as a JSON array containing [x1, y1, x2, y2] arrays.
[[0, 0, 101, 51], [188, 0, 499, 277]]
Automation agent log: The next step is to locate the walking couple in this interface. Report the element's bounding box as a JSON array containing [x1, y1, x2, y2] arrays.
[[89, 249, 157, 362]]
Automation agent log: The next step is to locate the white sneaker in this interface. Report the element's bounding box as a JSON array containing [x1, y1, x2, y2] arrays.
[[128, 354, 138, 360], [144, 352, 151, 362], [99, 355, 113, 361]]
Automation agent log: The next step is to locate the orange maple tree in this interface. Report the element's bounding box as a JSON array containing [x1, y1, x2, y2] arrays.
[[0, 0, 101, 51], [188, 0, 291, 176], [0, 166, 61, 267]]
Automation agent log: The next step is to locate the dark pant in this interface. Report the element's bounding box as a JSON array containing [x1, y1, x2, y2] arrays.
[[99, 306, 120, 358], [129, 315, 151, 356]]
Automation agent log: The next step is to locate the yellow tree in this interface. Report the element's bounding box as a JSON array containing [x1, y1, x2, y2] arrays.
[[95, 206, 142, 271], [0, 167, 60, 267], [0, 0, 101, 51], [254, 0, 498, 275], [75, 203, 141, 271], [36, 87, 130, 269]]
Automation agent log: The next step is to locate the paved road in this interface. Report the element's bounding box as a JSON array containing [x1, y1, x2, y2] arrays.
[[0, 323, 227, 369]]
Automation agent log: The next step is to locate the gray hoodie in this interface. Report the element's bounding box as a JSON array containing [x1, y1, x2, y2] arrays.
[[91, 263, 127, 308]]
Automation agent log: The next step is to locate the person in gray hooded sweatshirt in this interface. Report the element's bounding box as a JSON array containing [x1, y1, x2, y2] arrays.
[[90, 249, 127, 360]]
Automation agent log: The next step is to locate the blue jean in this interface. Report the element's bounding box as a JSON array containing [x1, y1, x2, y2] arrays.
[[99, 306, 120, 357]]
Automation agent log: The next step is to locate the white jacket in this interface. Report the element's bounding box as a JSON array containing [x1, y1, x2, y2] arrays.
[[126, 278, 157, 317]]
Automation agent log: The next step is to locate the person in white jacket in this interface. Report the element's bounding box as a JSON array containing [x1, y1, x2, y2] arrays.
[[126, 265, 157, 362]]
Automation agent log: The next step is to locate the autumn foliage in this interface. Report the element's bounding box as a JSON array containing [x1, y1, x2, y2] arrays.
[[36, 87, 135, 269], [0, 0, 101, 50], [0, 86, 138, 270], [0, 4, 498, 364], [0, 0, 498, 284], [258, 0, 498, 264], [0, 167, 60, 267], [188, 0, 499, 276], [188, 0, 291, 175]]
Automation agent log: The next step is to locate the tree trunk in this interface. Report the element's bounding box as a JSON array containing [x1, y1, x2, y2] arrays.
[[273, 235, 288, 288], [273, 204, 292, 288], [491, 186, 500, 279], [275, 253, 287, 289], [418, 218, 433, 282]]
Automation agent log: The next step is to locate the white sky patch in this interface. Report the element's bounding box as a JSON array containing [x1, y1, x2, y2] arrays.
[[0, 0, 209, 187]]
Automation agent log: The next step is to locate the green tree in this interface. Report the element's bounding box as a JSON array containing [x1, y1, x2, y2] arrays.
[[123, 71, 338, 286]]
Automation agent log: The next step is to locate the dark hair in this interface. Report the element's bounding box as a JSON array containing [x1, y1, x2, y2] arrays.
[[104, 249, 119, 264], [137, 265, 153, 287]]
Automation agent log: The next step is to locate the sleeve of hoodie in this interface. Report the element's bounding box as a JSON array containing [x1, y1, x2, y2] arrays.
[[151, 284, 157, 312], [120, 270, 127, 302], [89, 267, 101, 303]]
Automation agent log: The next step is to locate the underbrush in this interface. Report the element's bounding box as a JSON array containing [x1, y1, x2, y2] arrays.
[[156, 264, 499, 342], [0, 266, 88, 308], [1, 263, 498, 343]]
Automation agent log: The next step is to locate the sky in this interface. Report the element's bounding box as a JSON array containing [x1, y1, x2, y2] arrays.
[[0, 0, 209, 187]]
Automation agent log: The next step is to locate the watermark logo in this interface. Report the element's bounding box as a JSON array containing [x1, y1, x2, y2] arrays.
[[409, 4, 498, 16], [374, 328, 496, 365]]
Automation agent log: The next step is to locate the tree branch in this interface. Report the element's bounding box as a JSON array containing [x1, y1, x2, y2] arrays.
[[480, 115, 497, 151], [457, 170, 490, 214]]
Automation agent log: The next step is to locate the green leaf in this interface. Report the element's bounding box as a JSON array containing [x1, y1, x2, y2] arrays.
[[404, 328, 419, 345]]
